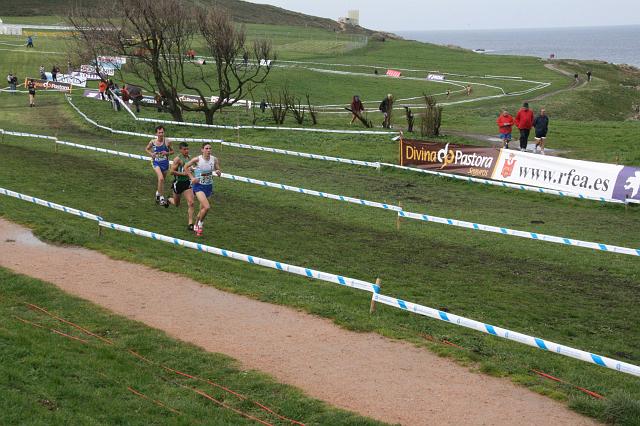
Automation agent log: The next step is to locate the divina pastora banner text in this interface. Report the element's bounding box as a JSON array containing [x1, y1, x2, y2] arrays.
[[400, 138, 640, 202], [400, 139, 500, 178]]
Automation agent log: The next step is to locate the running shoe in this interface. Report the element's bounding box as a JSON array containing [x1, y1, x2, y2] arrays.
[[155, 196, 160, 205], [195, 225, 203, 237], [187, 224, 194, 232]]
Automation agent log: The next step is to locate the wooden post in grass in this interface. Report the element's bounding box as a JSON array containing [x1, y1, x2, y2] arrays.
[[396, 201, 403, 231], [370, 277, 381, 314], [54, 130, 58, 153], [236, 110, 240, 143]]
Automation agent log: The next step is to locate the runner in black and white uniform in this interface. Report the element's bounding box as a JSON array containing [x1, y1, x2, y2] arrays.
[[168, 142, 196, 231], [184, 143, 221, 237]]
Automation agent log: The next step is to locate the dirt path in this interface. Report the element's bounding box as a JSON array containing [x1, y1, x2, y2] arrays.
[[528, 63, 588, 101], [0, 218, 598, 426]]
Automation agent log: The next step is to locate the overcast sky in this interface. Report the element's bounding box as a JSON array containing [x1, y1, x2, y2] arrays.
[[248, 0, 640, 31]]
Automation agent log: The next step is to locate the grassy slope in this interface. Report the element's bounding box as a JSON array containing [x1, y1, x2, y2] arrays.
[[0, 268, 383, 425], [1, 20, 640, 425]]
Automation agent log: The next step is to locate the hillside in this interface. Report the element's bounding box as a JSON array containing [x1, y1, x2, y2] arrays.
[[1, 0, 388, 36]]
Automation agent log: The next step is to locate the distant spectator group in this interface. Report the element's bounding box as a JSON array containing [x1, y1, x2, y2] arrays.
[[496, 102, 550, 154]]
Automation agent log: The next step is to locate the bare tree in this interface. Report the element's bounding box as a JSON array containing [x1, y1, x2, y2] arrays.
[[286, 92, 305, 125], [195, 8, 274, 124], [305, 94, 318, 125], [420, 95, 443, 137], [68, 0, 274, 124], [265, 87, 288, 125]]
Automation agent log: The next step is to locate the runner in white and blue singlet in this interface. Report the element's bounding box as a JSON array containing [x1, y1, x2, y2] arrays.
[[145, 125, 174, 206], [184, 143, 221, 236]]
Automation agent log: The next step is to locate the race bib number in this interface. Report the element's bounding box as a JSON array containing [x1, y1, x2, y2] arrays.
[[155, 153, 167, 161], [199, 172, 212, 185]]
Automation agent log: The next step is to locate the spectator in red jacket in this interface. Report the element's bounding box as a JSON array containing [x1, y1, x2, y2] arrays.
[[515, 102, 534, 151], [496, 109, 515, 149], [349, 95, 364, 124], [98, 80, 108, 101]]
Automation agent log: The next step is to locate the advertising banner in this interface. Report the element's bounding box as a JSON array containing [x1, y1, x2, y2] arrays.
[[492, 150, 640, 202], [427, 73, 446, 81], [25, 78, 73, 92], [80, 64, 115, 77], [97, 55, 126, 65], [55, 73, 87, 87], [400, 139, 500, 178]]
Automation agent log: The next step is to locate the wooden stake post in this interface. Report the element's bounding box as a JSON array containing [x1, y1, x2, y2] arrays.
[[369, 277, 381, 314], [396, 202, 403, 231]]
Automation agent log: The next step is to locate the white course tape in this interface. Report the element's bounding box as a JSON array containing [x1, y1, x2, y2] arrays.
[[219, 141, 379, 168], [399, 210, 640, 256], [99, 221, 380, 294], [2, 187, 638, 377], [221, 173, 402, 212], [5, 130, 638, 256], [0, 187, 103, 222], [371, 293, 640, 377], [62, 96, 632, 206]]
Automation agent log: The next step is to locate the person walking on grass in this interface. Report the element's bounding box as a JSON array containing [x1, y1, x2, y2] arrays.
[[349, 95, 364, 124], [145, 125, 174, 207], [26, 35, 33, 48], [515, 102, 534, 151], [27, 79, 36, 107], [184, 143, 221, 237], [7, 73, 16, 93], [533, 108, 549, 155], [168, 142, 196, 231], [496, 109, 515, 149], [379, 93, 393, 128]]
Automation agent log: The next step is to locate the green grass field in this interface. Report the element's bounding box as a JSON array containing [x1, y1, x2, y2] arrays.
[[1, 18, 640, 425], [0, 269, 383, 425]]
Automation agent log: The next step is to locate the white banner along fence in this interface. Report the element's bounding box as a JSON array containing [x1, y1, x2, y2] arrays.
[[4, 130, 639, 257], [62, 97, 636, 205], [1, 186, 639, 378]]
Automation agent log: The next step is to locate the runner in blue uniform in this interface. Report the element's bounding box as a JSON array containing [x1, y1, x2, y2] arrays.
[[184, 143, 221, 236], [145, 125, 174, 206]]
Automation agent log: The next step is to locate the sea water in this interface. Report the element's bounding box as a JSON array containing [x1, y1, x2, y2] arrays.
[[396, 25, 640, 67]]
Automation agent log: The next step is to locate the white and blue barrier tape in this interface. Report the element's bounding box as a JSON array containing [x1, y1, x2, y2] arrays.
[[399, 210, 640, 256], [220, 141, 380, 168], [0, 187, 103, 222], [56, 140, 151, 161], [222, 173, 402, 212], [5, 131, 639, 257], [99, 221, 380, 294], [2, 187, 638, 378], [371, 293, 640, 377], [61, 98, 636, 206]]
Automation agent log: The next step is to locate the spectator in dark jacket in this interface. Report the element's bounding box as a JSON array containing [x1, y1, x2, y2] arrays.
[[379, 94, 393, 128], [127, 85, 143, 113], [515, 102, 534, 151], [533, 109, 549, 155]]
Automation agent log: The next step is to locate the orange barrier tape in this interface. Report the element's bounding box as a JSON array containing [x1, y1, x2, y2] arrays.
[[127, 386, 182, 415], [531, 369, 605, 399], [25, 303, 113, 345], [13, 315, 89, 344]]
